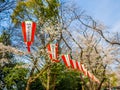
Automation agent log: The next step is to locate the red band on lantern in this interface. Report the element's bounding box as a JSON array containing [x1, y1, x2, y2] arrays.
[[61, 54, 71, 68], [70, 59, 77, 69], [76, 61, 82, 71], [21, 22, 27, 42]]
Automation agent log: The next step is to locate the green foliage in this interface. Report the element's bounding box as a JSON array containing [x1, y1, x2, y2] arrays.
[[0, 31, 29, 89], [36, 63, 82, 90], [107, 73, 118, 87], [0, 0, 5, 3], [0, 30, 13, 89], [37, 63, 65, 89], [4, 66, 27, 85], [11, 0, 60, 24], [50, 63, 82, 90], [0, 30, 13, 61], [55, 69, 82, 90], [30, 78, 45, 90], [0, 30, 11, 45], [2, 63, 28, 90]]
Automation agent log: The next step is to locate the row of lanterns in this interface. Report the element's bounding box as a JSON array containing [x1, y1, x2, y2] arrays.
[[21, 21, 100, 84], [47, 43, 100, 83], [62, 54, 100, 83]]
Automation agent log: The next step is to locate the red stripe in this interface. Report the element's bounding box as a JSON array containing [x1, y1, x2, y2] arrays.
[[76, 61, 82, 71], [21, 22, 27, 42], [92, 75, 95, 81], [87, 71, 92, 78], [31, 22, 36, 42], [52, 59, 60, 62], [27, 46, 30, 52], [95, 78, 100, 83], [27, 42, 31, 52], [61, 55, 68, 67], [94, 77, 100, 83], [61, 55, 70, 68], [47, 44, 52, 59], [70, 60, 77, 69]]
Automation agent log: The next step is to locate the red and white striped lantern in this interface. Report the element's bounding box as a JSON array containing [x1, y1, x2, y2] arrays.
[[70, 59, 77, 69], [81, 64, 87, 76], [96, 79, 100, 83], [91, 74, 95, 81], [94, 77, 100, 83], [21, 21, 36, 52], [87, 71, 92, 79], [47, 43, 60, 62], [87, 71, 100, 83], [61, 54, 71, 68], [76, 61, 82, 71]]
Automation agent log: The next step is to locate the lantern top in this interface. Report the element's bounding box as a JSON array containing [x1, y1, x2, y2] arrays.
[[22, 21, 36, 23]]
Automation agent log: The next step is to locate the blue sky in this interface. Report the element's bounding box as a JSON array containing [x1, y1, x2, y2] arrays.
[[74, 0, 120, 32]]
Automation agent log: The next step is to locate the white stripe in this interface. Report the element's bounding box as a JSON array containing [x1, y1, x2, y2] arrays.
[[82, 64, 87, 75], [88, 71, 92, 78], [65, 55, 70, 66], [25, 21, 32, 41], [51, 44, 56, 59], [72, 60, 77, 69]]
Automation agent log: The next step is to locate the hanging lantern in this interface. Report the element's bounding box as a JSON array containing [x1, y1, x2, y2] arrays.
[[76, 61, 82, 71], [81, 64, 87, 76], [47, 43, 60, 62], [94, 77, 100, 83], [21, 21, 36, 52], [87, 71, 92, 79], [92, 75, 96, 81], [87, 71, 100, 83], [61, 54, 71, 68], [70, 59, 77, 69]]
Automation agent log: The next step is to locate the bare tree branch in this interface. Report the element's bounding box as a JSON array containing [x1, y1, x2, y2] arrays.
[[72, 11, 120, 46], [0, 1, 16, 13]]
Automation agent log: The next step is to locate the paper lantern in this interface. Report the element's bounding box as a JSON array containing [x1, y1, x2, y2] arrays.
[[47, 43, 60, 62], [94, 77, 100, 83], [81, 64, 87, 76], [61, 54, 71, 68], [21, 21, 36, 52], [87, 71, 92, 79], [70, 59, 77, 69], [76, 61, 82, 71], [91, 74, 95, 81]]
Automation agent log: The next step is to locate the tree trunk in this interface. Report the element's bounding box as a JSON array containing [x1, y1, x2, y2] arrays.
[[97, 78, 105, 90], [25, 59, 38, 90], [26, 77, 31, 90], [80, 73, 89, 90], [46, 67, 50, 90], [52, 74, 56, 90], [26, 82, 30, 90]]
